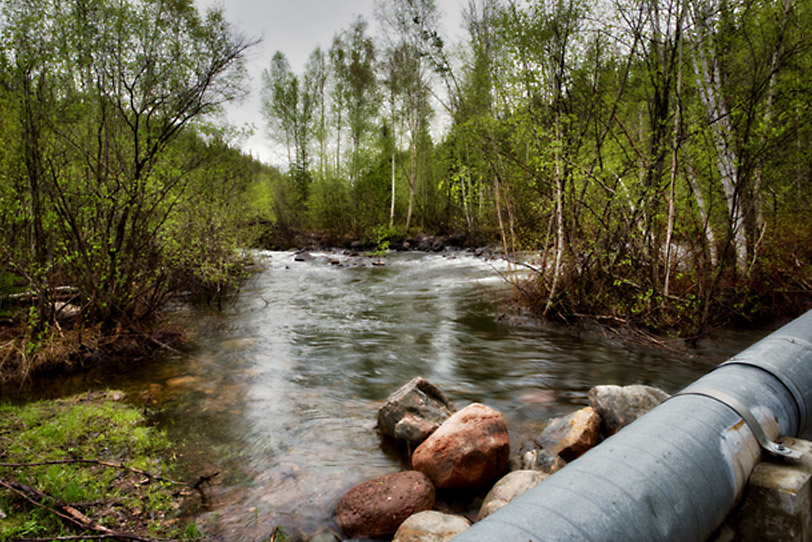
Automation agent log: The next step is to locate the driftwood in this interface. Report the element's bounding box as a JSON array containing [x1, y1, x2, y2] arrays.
[[0, 478, 160, 542], [3, 286, 79, 303]]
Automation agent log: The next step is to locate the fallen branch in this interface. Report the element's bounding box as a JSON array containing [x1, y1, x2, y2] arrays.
[[3, 286, 79, 302], [192, 471, 219, 490], [12, 536, 137, 541], [0, 459, 185, 486], [571, 312, 629, 324], [0, 478, 160, 542]]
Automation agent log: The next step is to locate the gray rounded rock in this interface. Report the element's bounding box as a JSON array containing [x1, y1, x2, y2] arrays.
[[588, 384, 670, 435], [509, 448, 566, 474], [478, 470, 549, 520], [378, 377, 456, 446], [393, 510, 472, 542]]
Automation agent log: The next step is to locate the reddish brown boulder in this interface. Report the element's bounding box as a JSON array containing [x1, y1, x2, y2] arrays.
[[536, 407, 601, 461], [335, 470, 435, 539], [412, 403, 510, 490]]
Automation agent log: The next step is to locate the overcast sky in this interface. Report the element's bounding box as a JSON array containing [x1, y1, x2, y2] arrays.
[[194, 0, 466, 167]]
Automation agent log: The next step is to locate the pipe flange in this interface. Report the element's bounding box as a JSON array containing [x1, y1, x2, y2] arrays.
[[674, 387, 802, 460]]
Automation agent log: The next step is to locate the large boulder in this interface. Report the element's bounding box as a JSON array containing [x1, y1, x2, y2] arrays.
[[509, 447, 567, 474], [412, 403, 510, 490], [588, 384, 670, 435], [378, 377, 456, 446], [335, 471, 435, 539], [478, 470, 550, 520], [393, 511, 472, 542], [535, 407, 601, 461]]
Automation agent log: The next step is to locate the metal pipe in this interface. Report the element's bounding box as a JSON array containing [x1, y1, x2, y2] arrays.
[[453, 309, 812, 542]]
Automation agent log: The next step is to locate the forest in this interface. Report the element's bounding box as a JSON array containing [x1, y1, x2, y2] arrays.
[[260, 0, 812, 336], [1, 0, 811, 383]]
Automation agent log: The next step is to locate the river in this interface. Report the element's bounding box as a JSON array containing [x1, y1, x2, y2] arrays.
[[7, 250, 774, 541]]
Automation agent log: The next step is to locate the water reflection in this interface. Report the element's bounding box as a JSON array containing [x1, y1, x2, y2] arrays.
[[2, 251, 774, 541]]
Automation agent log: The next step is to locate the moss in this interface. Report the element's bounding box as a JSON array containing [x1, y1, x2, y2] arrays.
[[0, 390, 198, 541]]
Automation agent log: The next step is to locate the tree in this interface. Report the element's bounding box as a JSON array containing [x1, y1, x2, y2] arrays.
[[261, 51, 315, 200], [0, 0, 256, 328], [330, 17, 379, 183], [375, 0, 444, 230]]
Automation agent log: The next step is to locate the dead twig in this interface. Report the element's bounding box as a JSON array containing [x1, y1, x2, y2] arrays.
[[193, 471, 219, 490], [0, 479, 159, 542], [12, 536, 139, 541], [0, 459, 185, 486]]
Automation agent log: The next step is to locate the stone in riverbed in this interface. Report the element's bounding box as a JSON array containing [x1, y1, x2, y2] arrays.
[[393, 510, 472, 542], [412, 403, 510, 490], [588, 384, 670, 435], [378, 377, 456, 446], [535, 407, 601, 461], [335, 470, 435, 539], [478, 470, 550, 520], [509, 447, 567, 474]]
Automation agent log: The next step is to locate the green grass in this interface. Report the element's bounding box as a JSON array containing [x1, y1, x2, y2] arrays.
[[0, 390, 199, 541]]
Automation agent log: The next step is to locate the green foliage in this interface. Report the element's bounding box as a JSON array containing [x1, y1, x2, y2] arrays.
[[0, 391, 195, 540], [0, 0, 265, 334], [367, 224, 399, 257]]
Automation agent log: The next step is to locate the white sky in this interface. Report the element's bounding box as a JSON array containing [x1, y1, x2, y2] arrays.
[[195, 0, 467, 167]]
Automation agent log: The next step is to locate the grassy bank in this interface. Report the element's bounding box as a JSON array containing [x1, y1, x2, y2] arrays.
[[0, 391, 199, 541]]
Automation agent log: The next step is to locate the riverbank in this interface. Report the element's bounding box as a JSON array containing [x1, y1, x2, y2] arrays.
[[0, 251, 766, 539], [0, 390, 200, 541], [0, 321, 186, 391]]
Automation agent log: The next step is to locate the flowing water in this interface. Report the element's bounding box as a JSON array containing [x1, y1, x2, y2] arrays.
[[4, 250, 774, 541]]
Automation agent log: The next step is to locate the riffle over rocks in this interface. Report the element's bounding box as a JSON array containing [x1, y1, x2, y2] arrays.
[[335, 470, 435, 539], [588, 384, 670, 435], [392, 510, 472, 542], [412, 403, 510, 490], [535, 406, 601, 461], [377, 377, 457, 446]]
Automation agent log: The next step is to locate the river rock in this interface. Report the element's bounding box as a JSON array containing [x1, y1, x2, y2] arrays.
[[536, 407, 601, 461], [392, 510, 472, 542], [509, 447, 567, 474], [335, 470, 435, 539], [294, 251, 313, 262], [412, 403, 510, 489], [478, 470, 550, 520], [378, 377, 457, 446], [588, 384, 670, 435]]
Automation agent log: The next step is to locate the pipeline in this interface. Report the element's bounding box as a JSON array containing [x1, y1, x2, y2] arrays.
[[453, 309, 812, 542]]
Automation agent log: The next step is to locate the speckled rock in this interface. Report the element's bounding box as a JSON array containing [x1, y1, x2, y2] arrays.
[[412, 403, 510, 489], [335, 471, 435, 538], [588, 384, 670, 435], [509, 447, 567, 474], [378, 377, 457, 446], [536, 407, 601, 461], [392, 510, 472, 542], [478, 470, 550, 520]]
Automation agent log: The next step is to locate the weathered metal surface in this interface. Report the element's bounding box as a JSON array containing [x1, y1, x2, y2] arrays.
[[453, 309, 812, 542]]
